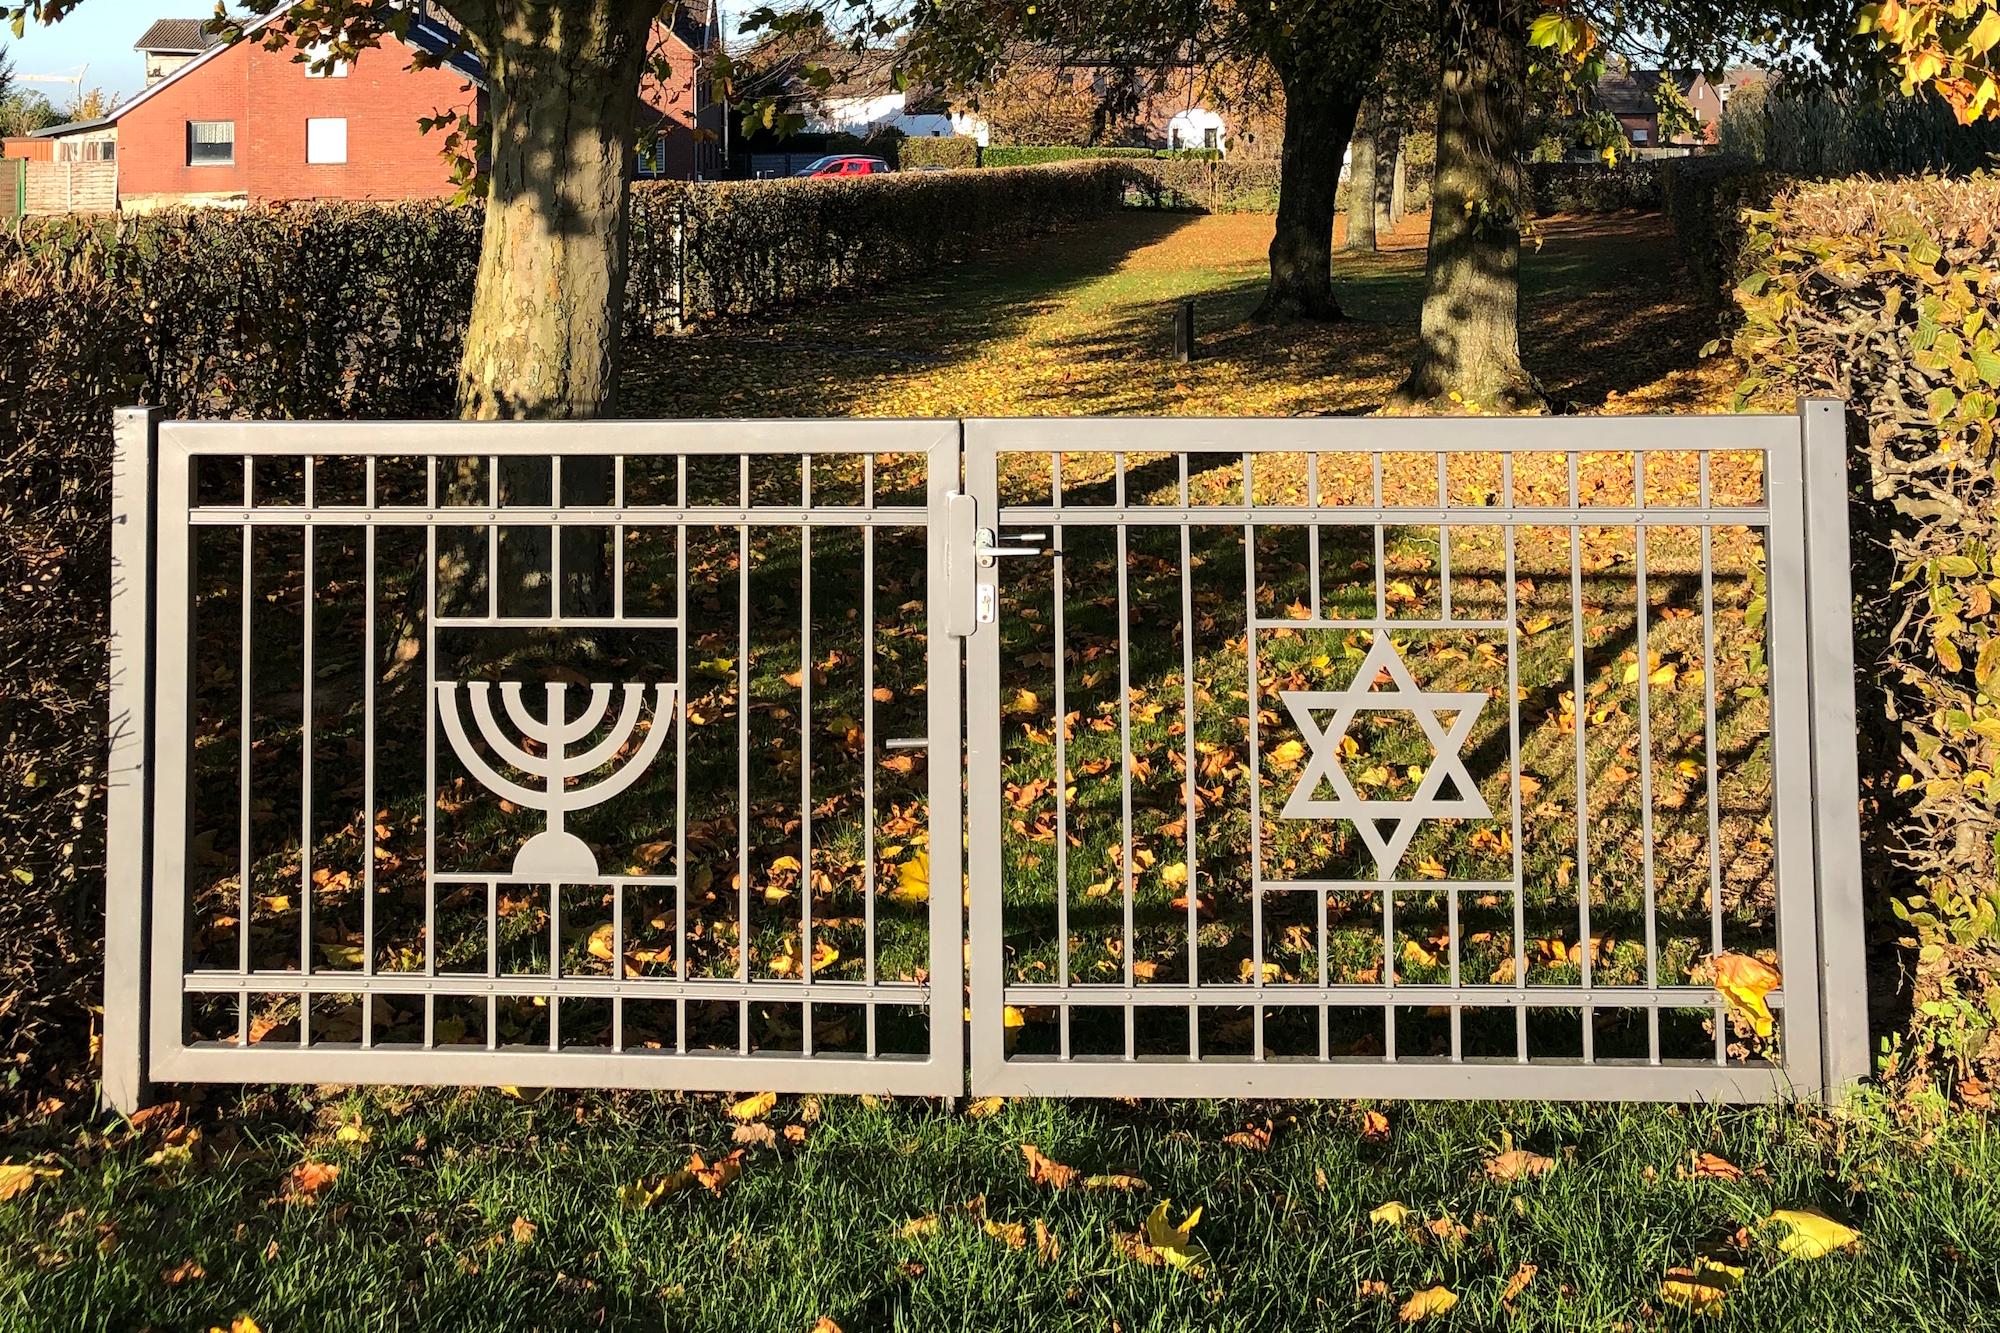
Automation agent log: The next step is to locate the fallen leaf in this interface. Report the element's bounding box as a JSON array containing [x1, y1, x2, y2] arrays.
[[984, 1218, 1027, 1249], [1398, 1286, 1459, 1322], [1033, 1217, 1060, 1262], [1683, 1151, 1743, 1181], [1120, 1200, 1209, 1276], [1269, 739, 1307, 770], [689, 1150, 745, 1194], [1660, 1258, 1741, 1312], [811, 1319, 843, 1333], [510, 1216, 537, 1246], [1222, 1121, 1272, 1151], [1501, 1261, 1536, 1305], [161, 1259, 206, 1284], [1360, 1109, 1391, 1141], [733, 1123, 778, 1149], [1713, 953, 1782, 1038], [1763, 1206, 1861, 1259], [729, 1091, 778, 1121], [208, 1319, 262, 1333], [893, 1214, 939, 1239], [887, 851, 930, 905], [966, 1096, 1005, 1119], [1021, 1144, 1079, 1190], [286, 1162, 340, 1202], [1484, 1148, 1557, 1182], [0, 1163, 60, 1201], [1368, 1201, 1411, 1227], [1084, 1172, 1148, 1191]]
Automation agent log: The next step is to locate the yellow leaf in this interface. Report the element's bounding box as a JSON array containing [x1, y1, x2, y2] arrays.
[[1521, 613, 1555, 636], [1414, 857, 1447, 880], [1269, 739, 1307, 770], [1484, 1147, 1557, 1182], [887, 852, 930, 905], [1368, 1200, 1411, 1226], [617, 1171, 692, 1210], [498, 1085, 546, 1102], [966, 1096, 1006, 1119], [1003, 1005, 1026, 1030], [1084, 1173, 1149, 1191], [1161, 862, 1189, 888], [1650, 662, 1678, 688], [1137, 1200, 1210, 1275], [0, 1163, 60, 1201], [1660, 1257, 1741, 1312], [1397, 1286, 1459, 1322], [1005, 688, 1041, 715], [893, 1214, 939, 1239], [729, 1091, 777, 1121], [586, 923, 616, 962], [335, 1121, 371, 1145], [984, 1218, 1027, 1248], [1764, 1206, 1861, 1259], [1239, 959, 1282, 983], [209, 1319, 263, 1333], [1713, 952, 1782, 1038], [1021, 1143, 1080, 1189]]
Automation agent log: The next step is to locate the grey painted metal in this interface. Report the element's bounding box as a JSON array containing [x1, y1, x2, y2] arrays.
[[963, 408, 1860, 1102], [1799, 399, 1870, 1093], [139, 417, 964, 1096], [113, 406, 1868, 1107], [103, 407, 164, 1114]]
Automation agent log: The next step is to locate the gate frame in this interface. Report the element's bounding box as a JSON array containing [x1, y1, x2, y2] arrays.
[[106, 415, 967, 1110], [961, 403, 1868, 1103]]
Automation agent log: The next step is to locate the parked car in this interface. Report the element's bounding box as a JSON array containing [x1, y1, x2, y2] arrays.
[[796, 155, 893, 178]]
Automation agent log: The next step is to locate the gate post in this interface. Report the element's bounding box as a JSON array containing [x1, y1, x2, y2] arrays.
[[103, 406, 163, 1115], [1799, 397, 1870, 1098]]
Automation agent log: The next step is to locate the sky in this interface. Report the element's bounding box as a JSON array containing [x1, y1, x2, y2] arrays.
[[4, 1, 752, 105]]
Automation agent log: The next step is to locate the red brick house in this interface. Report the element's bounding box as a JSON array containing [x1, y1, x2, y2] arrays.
[[30, 1, 720, 211]]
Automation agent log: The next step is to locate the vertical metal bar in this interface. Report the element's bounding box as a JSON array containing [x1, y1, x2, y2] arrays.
[[1504, 508, 1526, 1061], [423, 458, 438, 1047], [104, 407, 162, 1113], [1373, 456, 1387, 621], [1052, 452, 1071, 1058], [862, 492, 877, 1059], [1436, 454, 1452, 621], [300, 463, 315, 1036], [1799, 398, 1868, 1095], [1765, 420, 1829, 1094], [238, 459, 253, 1046], [148, 428, 196, 1074], [361, 457, 377, 1045], [737, 457, 751, 1052], [614, 457, 626, 623], [800, 460, 814, 1053], [1116, 487, 1135, 1060], [487, 457, 499, 620], [549, 455, 563, 619], [675, 456, 689, 1056], [1179, 454, 1200, 1058], [1308, 453, 1322, 619]]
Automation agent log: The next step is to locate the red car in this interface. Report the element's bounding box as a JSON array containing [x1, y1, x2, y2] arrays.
[[797, 155, 893, 178]]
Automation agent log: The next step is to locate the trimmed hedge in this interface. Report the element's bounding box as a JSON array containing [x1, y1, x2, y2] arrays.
[[0, 158, 1134, 1125], [899, 137, 978, 170], [1695, 170, 2000, 1093], [1124, 158, 1283, 214], [1526, 161, 1665, 215], [1659, 155, 1779, 307], [626, 161, 1133, 325]]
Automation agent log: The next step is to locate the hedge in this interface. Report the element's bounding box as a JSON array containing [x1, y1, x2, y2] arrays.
[[625, 161, 1132, 325], [899, 137, 978, 170], [980, 144, 1216, 167], [1123, 159, 1283, 214], [1526, 160, 1665, 215], [0, 159, 1134, 1125], [1691, 170, 2000, 1094]]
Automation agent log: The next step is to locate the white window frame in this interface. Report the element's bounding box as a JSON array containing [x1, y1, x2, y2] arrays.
[[306, 117, 348, 165]]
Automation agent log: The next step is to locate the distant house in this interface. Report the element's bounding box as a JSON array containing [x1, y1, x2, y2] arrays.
[[1592, 66, 1769, 149], [28, 0, 721, 211], [135, 17, 223, 87]]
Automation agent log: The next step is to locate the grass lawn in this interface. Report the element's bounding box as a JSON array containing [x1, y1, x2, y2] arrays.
[[7, 209, 1994, 1331]]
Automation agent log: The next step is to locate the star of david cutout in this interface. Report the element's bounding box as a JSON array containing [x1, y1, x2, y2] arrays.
[[1278, 633, 1494, 881]]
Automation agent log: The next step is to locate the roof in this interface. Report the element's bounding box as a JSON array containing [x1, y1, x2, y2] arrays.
[[29, 115, 114, 138], [134, 18, 224, 54]]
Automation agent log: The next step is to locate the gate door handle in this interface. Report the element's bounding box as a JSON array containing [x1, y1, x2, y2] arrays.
[[976, 529, 1050, 565]]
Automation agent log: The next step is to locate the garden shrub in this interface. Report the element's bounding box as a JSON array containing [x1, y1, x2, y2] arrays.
[[1714, 173, 2000, 1096], [1526, 161, 1665, 215], [1658, 155, 1780, 307], [980, 145, 1171, 167], [1122, 159, 1283, 214], [1718, 86, 2000, 177], [899, 137, 977, 170]]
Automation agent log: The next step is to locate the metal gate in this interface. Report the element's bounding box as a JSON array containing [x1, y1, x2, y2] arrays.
[[107, 413, 967, 1105], [105, 403, 1865, 1110], [962, 405, 1864, 1102]]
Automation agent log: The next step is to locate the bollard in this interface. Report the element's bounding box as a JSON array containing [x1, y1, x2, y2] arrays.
[[1173, 298, 1196, 364]]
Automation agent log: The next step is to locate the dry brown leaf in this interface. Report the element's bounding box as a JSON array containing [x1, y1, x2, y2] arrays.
[[811, 1318, 843, 1333], [893, 1214, 939, 1240], [1360, 1109, 1391, 1141], [1083, 1173, 1148, 1192], [1484, 1147, 1557, 1182], [509, 1216, 537, 1246], [160, 1259, 206, 1285], [984, 1218, 1027, 1249], [285, 1161, 340, 1202], [965, 1095, 1006, 1119], [1682, 1151, 1743, 1181], [733, 1123, 778, 1149], [689, 1150, 745, 1194], [1222, 1120, 1272, 1151], [1501, 1261, 1537, 1306], [1033, 1218, 1060, 1262], [1021, 1143, 1079, 1190], [1357, 1279, 1391, 1301]]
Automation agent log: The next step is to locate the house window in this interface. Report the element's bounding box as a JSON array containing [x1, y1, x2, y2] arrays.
[[306, 118, 348, 165], [1203, 126, 1219, 150], [1631, 127, 1650, 143], [187, 120, 234, 166]]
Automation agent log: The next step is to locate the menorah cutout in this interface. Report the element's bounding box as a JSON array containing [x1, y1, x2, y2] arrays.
[[436, 680, 679, 880]]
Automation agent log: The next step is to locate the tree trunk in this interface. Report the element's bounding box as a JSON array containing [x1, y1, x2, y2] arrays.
[[457, 0, 655, 420], [1394, 0, 1543, 412], [1341, 96, 1380, 254], [1384, 130, 1407, 227], [1253, 70, 1366, 322]]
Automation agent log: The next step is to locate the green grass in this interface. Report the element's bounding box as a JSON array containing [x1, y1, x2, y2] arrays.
[[3, 1090, 1998, 1330]]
